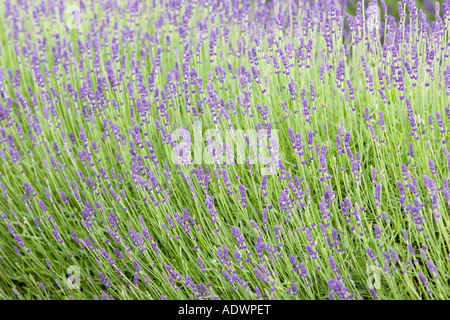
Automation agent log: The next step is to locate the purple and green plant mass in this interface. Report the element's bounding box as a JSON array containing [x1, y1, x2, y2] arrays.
[[0, 0, 450, 300]]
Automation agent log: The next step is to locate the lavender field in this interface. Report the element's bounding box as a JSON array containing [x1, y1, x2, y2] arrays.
[[0, 0, 449, 300]]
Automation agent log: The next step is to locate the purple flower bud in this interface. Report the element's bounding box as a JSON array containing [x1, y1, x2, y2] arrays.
[[231, 226, 247, 249]]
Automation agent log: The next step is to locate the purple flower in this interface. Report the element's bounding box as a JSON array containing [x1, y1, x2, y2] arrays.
[[369, 287, 380, 300], [39, 200, 47, 212], [327, 278, 353, 300], [274, 225, 280, 240], [427, 260, 438, 279], [374, 184, 381, 206], [389, 248, 400, 262], [418, 271, 430, 288], [288, 82, 296, 100], [373, 224, 382, 239], [238, 184, 248, 208], [197, 256, 206, 273], [98, 272, 110, 288], [306, 245, 317, 259], [366, 248, 377, 262], [231, 227, 247, 249], [407, 244, 416, 256]]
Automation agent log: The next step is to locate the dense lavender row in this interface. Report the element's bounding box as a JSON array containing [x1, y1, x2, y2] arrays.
[[0, 0, 449, 300]]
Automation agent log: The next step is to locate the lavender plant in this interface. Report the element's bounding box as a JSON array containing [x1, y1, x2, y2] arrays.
[[0, 0, 449, 300]]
